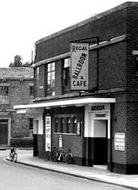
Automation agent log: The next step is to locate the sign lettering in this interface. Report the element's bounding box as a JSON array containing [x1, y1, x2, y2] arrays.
[[71, 43, 89, 90], [114, 133, 125, 151], [45, 116, 51, 152]]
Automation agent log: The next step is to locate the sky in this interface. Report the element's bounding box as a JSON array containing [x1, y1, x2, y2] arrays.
[[0, 0, 137, 67]]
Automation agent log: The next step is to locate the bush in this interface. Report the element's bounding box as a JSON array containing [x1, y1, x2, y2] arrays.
[[10, 137, 33, 147]]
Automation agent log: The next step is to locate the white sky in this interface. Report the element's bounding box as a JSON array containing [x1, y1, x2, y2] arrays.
[[0, 0, 136, 67]]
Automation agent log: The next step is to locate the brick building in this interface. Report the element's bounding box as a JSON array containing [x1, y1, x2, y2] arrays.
[[0, 67, 34, 146], [15, 2, 138, 174]]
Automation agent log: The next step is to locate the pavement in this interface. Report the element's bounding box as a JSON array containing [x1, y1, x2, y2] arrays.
[[2, 148, 138, 190]]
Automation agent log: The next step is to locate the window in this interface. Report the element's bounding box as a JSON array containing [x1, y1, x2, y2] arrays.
[[0, 86, 9, 96], [136, 57, 138, 72], [73, 117, 77, 133], [66, 118, 71, 133], [35, 67, 40, 97], [54, 115, 79, 135], [60, 118, 64, 133], [29, 86, 34, 96], [63, 58, 70, 91], [55, 118, 59, 132], [47, 62, 55, 96], [29, 118, 33, 129], [36, 67, 39, 85]]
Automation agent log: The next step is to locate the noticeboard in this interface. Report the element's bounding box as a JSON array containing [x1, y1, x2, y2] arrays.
[[114, 132, 125, 151]]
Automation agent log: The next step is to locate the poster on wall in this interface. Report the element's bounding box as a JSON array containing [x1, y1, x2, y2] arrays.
[[70, 43, 89, 90], [59, 135, 62, 148], [114, 132, 125, 151], [45, 116, 51, 152]]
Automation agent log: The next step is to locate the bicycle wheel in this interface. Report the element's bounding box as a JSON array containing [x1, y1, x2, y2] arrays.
[[13, 153, 17, 162]]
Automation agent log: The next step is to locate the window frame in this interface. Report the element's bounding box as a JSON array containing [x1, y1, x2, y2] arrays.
[[62, 58, 71, 93], [29, 85, 34, 96], [0, 86, 9, 96], [46, 62, 55, 96], [54, 114, 79, 135]]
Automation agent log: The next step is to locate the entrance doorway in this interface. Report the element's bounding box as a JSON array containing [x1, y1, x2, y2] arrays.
[[0, 119, 8, 145], [93, 120, 108, 165]]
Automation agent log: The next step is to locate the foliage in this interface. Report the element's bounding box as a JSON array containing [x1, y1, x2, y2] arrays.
[[9, 55, 31, 67]]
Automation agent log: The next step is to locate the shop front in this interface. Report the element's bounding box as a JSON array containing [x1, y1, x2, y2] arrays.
[[14, 96, 115, 167]]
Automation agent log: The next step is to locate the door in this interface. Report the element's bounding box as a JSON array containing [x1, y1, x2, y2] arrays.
[[0, 119, 8, 145], [93, 120, 108, 165], [33, 120, 38, 156]]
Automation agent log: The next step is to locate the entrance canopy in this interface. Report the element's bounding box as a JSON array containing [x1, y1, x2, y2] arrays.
[[14, 97, 115, 112]]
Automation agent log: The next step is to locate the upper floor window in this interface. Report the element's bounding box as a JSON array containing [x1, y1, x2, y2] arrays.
[[29, 86, 34, 96], [63, 58, 70, 86], [34, 67, 40, 98], [136, 57, 138, 73], [29, 118, 33, 130], [0, 86, 9, 96], [62, 58, 70, 94], [36, 67, 40, 88], [47, 62, 55, 96]]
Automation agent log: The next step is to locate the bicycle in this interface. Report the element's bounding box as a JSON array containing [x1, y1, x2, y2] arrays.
[[9, 147, 17, 162], [64, 148, 74, 164], [51, 147, 74, 164]]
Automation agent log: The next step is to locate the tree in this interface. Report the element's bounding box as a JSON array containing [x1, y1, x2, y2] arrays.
[[9, 55, 23, 67], [22, 62, 31, 67], [9, 55, 31, 67]]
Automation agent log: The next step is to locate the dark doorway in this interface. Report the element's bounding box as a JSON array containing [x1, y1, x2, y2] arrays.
[[93, 120, 108, 165], [0, 119, 8, 145]]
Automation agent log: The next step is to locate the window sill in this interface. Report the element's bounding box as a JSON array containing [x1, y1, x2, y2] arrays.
[[54, 132, 77, 136]]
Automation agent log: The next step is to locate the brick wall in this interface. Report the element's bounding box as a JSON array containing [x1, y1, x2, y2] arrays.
[[10, 80, 33, 107], [46, 106, 84, 163], [126, 6, 138, 91], [126, 93, 138, 164], [35, 7, 128, 93], [10, 79, 34, 137], [35, 8, 127, 62], [0, 79, 33, 138], [89, 42, 127, 90], [111, 93, 127, 164]]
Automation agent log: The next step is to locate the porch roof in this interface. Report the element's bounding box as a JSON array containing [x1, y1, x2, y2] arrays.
[[14, 97, 115, 111]]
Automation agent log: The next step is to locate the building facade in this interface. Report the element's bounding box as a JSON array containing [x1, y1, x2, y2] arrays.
[[0, 67, 34, 146], [15, 2, 138, 174]]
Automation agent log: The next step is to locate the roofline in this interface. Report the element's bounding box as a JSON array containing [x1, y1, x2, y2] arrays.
[[0, 77, 34, 81], [35, 2, 137, 45]]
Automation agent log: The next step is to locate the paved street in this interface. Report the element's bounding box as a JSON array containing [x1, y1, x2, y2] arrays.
[[0, 150, 132, 190]]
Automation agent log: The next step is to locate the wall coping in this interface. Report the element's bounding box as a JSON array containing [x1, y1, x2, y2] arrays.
[[35, 2, 137, 45]]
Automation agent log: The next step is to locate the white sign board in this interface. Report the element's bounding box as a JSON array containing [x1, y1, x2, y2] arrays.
[[114, 132, 125, 151], [71, 43, 89, 90], [59, 135, 62, 148], [45, 116, 51, 152]]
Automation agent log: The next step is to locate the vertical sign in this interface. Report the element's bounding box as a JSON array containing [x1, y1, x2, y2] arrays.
[[45, 116, 51, 152], [71, 43, 89, 90], [59, 135, 62, 148], [114, 132, 125, 151]]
